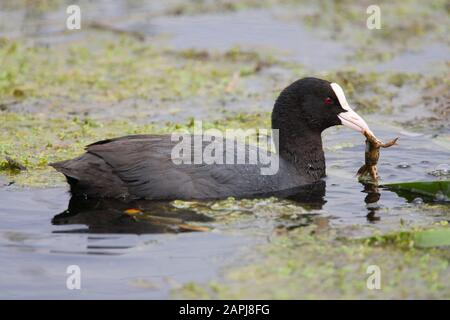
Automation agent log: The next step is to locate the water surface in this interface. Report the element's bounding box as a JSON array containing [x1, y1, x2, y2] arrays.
[[0, 0, 449, 299], [1, 123, 448, 298]]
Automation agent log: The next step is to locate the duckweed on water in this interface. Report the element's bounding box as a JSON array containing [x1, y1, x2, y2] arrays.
[[0, 0, 448, 300], [1, 32, 447, 188], [0, 37, 242, 102], [174, 224, 450, 299], [1, 65, 448, 186], [0, 34, 280, 186], [0, 110, 272, 186], [294, 0, 449, 63], [170, 196, 319, 229]]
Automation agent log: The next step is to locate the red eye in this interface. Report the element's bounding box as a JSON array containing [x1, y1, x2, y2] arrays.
[[324, 97, 333, 105]]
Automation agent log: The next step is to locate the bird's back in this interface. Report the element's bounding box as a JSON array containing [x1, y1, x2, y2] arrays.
[[51, 134, 309, 200]]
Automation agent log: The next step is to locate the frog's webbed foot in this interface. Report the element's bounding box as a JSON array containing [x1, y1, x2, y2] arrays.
[[380, 137, 398, 148], [364, 131, 398, 149]]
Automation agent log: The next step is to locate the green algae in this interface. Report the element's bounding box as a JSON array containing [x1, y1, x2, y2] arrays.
[[0, 35, 278, 186], [1, 60, 448, 187], [294, 0, 449, 63], [174, 223, 450, 299], [170, 196, 319, 230], [0, 35, 447, 189], [0, 37, 285, 111], [0, 110, 271, 186], [0, 37, 243, 103]]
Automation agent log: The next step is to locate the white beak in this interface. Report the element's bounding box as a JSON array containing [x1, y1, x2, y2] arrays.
[[330, 82, 373, 135]]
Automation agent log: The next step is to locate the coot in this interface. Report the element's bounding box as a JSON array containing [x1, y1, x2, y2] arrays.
[[51, 77, 371, 200]]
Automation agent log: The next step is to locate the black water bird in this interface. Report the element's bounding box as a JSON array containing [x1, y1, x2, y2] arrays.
[[51, 77, 370, 200]]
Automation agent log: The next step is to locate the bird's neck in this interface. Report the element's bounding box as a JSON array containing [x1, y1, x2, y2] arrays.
[[276, 129, 326, 180]]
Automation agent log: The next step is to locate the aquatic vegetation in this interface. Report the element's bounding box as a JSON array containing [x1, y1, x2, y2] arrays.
[[293, 0, 449, 63], [175, 223, 450, 299], [0, 0, 448, 300], [385, 181, 450, 202], [0, 35, 278, 186], [0, 37, 242, 103], [414, 228, 450, 248], [364, 223, 450, 248], [0, 32, 446, 189], [0, 156, 26, 173], [0, 110, 272, 186]]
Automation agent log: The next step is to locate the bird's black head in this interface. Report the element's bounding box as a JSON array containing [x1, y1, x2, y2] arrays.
[[272, 77, 371, 135]]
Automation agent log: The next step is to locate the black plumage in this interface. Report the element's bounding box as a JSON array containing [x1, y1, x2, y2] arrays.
[[51, 77, 352, 200]]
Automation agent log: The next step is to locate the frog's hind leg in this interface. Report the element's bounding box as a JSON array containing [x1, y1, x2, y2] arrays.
[[357, 164, 379, 183], [357, 164, 368, 177], [369, 166, 379, 181]]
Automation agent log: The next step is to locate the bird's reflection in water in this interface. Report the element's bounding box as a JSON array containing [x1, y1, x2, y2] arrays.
[[361, 183, 381, 222], [52, 181, 327, 235], [52, 196, 214, 234], [277, 180, 326, 209]]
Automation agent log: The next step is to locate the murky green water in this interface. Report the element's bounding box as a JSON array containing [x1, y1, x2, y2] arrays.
[[0, 0, 449, 299]]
